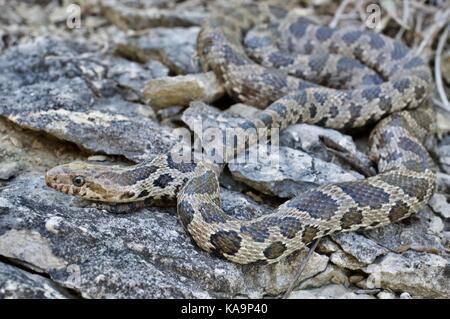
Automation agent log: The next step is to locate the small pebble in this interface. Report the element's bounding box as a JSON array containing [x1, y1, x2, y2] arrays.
[[0, 161, 21, 180], [377, 291, 396, 299], [400, 292, 412, 299]]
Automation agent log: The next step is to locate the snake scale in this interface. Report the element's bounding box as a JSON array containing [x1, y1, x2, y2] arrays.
[[45, 3, 436, 264]]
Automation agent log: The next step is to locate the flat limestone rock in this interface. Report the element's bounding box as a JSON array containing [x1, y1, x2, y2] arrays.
[[365, 251, 450, 298], [229, 146, 364, 198], [0, 36, 177, 162], [0, 261, 70, 299], [100, 0, 205, 30], [116, 27, 202, 74]]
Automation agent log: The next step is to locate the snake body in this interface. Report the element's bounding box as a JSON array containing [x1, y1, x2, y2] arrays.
[[45, 3, 436, 264]]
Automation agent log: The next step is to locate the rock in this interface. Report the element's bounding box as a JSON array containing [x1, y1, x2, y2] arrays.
[[0, 174, 330, 298], [0, 261, 70, 299], [182, 101, 248, 134], [219, 188, 271, 220], [330, 250, 366, 271], [8, 106, 176, 163], [436, 172, 450, 193], [362, 207, 445, 253], [298, 264, 349, 289], [181, 101, 252, 164], [144, 72, 224, 110], [429, 193, 450, 219], [436, 143, 450, 174], [349, 275, 365, 284], [290, 284, 375, 299], [0, 161, 20, 180], [287, 290, 316, 299], [100, 0, 205, 30], [399, 292, 412, 299], [226, 103, 260, 120], [0, 229, 67, 273], [229, 146, 363, 198], [116, 27, 201, 74], [317, 238, 340, 254], [429, 216, 445, 235], [0, 37, 178, 162], [331, 232, 389, 265], [365, 251, 450, 298], [377, 291, 396, 299], [107, 58, 169, 98], [436, 109, 450, 135], [339, 292, 376, 299], [280, 123, 357, 161]]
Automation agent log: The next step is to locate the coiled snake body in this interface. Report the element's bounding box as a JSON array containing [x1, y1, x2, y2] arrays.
[[46, 3, 436, 264]]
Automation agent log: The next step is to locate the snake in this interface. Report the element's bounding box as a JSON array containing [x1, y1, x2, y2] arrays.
[[45, 2, 436, 265]]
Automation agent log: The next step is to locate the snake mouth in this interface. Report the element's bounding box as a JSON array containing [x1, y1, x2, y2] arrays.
[[45, 172, 72, 195]]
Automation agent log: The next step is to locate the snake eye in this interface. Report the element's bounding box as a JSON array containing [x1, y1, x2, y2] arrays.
[[72, 176, 85, 187]]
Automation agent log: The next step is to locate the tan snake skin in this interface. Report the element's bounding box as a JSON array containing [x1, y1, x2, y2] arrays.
[[46, 3, 436, 264]]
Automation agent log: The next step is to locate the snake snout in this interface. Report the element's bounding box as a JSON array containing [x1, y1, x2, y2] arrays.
[[45, 168, 58, 188], [45, 166, 68, 189]]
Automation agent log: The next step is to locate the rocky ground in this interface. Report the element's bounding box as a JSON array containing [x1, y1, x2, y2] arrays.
[[0, 0, 449, 299]]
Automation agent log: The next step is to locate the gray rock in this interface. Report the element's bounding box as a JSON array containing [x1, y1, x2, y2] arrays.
[[290, 284, 375, 299], [436, 172, 450, 193], [0, 261, 70, 299], [107, 58, 169, 98], [377, 291, 396, 299], [330, 250, 366, 271], [362, 207, 445, 253], [144, 72, 224, 110], [331, 232, 389, 265], [116, 27, 201, 74], [101, 0, 205, 30], [0, 174, 329, 298], [0, 37, 177, 162], [229, 146, 363, 198], [436, 143, 450, 174], [182, 101, 248, 134], [400, 292, 413, 299], [297, 264, 350, 289], [429, 193, 450, 219], [226, 103, 260, 120], [365, 251, 450, 298], [219, 188, 271, 220], [280, 123, 357, 162], [181, 101, 251, 164], [0, 161, 21, 180]]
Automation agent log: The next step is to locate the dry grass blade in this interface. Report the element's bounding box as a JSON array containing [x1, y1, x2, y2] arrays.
[[329, 0, 352, 28], [282, 238, 321, 299], [417, 6, 450, 55], [434, 25, 450, 112]]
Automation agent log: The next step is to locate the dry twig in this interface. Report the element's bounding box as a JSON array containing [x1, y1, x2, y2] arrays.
[[434, 24, 450, 112]]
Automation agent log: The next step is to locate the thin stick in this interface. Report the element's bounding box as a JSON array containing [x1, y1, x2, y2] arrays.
[[329, 0, 352, 28], [417, 7, 450, 55], [396, 0, 411, 40], [282, 238, 321, 299], [434, 25, 450, 112]]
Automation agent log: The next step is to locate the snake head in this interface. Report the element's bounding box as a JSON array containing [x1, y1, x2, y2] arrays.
[[45, 161, 135, 202]]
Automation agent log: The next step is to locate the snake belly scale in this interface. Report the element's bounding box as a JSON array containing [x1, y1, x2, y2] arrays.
[[45, 3, 436, 265]]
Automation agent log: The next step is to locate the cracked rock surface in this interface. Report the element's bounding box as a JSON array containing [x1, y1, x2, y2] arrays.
[[0, 0, 449, 299]]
